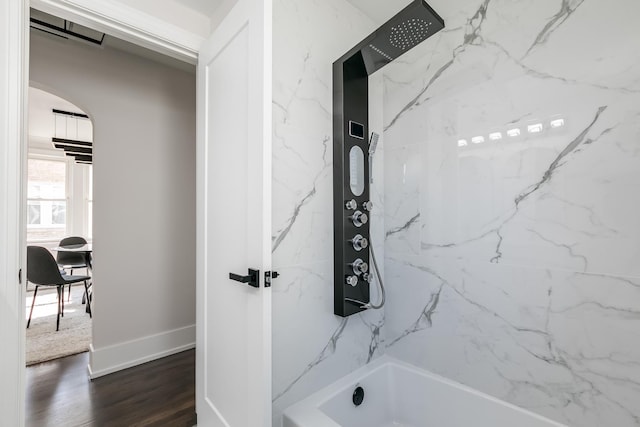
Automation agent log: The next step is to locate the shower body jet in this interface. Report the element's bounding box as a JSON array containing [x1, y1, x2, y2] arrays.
[[333, 1, 444, 317]]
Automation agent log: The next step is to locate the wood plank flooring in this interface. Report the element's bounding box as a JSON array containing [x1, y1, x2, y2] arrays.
[[26, 349, 196, 427]]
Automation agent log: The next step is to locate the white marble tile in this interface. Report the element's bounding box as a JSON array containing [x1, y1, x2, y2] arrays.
[[381, 0, 640, 426], [369, 71, 386, 271], [274, 0, 640, 426], [385, 258, 640, 427], [383, 144, 421, 257], [406, 75, 640, 275], [272, 0, 386, 425], [271, 261, 385, 425], [272, 0, 377, 268]]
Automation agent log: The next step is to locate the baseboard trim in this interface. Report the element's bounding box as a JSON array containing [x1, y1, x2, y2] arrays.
[[88, 324, 195, 379]]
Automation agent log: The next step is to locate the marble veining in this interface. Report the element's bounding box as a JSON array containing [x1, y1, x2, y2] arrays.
[[273, 0, 640, 426], [272, 135, 329, 253], [523, 0, 586, 57], [273, 318, 349, 402], [385, 259, 640, 426], [387, 282, 443, 348], [271, 0, 384, 425], [386, 212, 420, 239], [363, 314, 385, 364], [513, 106, 608, 208], [382, 0, 640, 426]]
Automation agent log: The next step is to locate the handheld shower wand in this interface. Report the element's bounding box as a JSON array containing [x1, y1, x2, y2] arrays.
[[365, 132, 385, 309], [369, 132, 379, 155], [369, 132, 379, 184]]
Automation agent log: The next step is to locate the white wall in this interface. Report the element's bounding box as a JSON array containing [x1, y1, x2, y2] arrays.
[[121, 0, 211, 37], [0, 0, 27, 425], [30, 31, 197, 376], [116, 0, 239, 36], [382, 1, 640, 426], [271, 0, 386, 424]]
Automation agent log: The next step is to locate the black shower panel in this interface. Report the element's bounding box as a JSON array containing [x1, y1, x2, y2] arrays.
[[334, 52, 371, 317], [333, 1, 444, 317]]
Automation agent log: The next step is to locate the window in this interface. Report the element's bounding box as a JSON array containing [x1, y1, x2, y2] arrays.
[[27, 158, 68, 242], [52, 201, 66, 224], [27, 201, 41, 225]]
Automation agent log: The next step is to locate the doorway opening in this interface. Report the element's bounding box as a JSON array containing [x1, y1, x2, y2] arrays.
[[24, 6, 198, 426], [25, 86, 94, 366]]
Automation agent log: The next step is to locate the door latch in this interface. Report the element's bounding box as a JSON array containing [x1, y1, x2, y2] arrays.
[[264, 271, 279, 288], [229, 268, 259, 288]]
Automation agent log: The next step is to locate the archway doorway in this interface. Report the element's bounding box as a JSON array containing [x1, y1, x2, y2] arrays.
[[25, 86, 93, 365], [23, 6, 198, 426]]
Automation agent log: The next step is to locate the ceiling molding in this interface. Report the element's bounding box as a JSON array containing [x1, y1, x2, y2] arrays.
[[31, 0, 204, 64]]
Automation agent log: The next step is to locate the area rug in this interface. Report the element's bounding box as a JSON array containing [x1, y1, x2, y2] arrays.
[[26, 284, 92, 366]]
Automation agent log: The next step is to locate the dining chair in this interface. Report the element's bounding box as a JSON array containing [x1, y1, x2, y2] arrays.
[[56, 236, 88, 301], [27, 246, 92, 331]]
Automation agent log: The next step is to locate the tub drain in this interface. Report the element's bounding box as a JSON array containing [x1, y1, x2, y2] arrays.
[[352, 386, 364, 406]]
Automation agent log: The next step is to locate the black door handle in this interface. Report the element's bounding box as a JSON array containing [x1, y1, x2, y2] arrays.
[[229, 268, 259, 288]]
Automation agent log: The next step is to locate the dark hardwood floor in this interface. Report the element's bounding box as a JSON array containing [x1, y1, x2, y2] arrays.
[[26, 349, 196, 427]]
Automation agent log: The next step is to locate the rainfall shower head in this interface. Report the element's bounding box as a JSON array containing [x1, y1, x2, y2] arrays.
[[360, 0, 444, 75]]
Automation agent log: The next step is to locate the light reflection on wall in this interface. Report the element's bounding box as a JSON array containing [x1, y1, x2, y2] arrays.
[[456, 116, 566, 149]]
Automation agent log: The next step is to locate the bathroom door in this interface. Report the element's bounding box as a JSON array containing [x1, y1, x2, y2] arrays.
[[195, 0, 272, 425]]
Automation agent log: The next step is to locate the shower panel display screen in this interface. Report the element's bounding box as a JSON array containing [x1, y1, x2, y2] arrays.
[[349, 121, 365, 139]]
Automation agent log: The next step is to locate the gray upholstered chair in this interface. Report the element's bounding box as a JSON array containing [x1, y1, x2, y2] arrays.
[[27, 245, 92, 331]]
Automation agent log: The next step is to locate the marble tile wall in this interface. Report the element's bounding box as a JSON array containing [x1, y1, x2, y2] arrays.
[[382, 0, 640, 426], [271, 0, 386, 425]]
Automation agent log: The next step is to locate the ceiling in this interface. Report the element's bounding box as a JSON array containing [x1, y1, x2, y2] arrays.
[[26, 0, 416, 155], [29, 0, 416, 75], [28, 87, 92, 143], [172, 0, 412, 25], [30, 8, 196, 73], [173, 0, 226, 18], [345, 0, 412, 23]]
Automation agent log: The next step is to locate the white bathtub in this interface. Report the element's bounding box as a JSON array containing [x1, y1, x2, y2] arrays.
[[283, 356, 567, 427]]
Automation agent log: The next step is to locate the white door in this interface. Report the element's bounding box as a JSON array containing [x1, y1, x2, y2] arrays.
[[196, 0, 272, 425]]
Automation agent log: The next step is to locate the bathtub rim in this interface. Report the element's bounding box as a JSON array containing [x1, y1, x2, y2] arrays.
[[282, 355, 568, 427]]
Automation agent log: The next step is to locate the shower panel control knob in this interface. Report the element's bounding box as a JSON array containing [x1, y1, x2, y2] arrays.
[[351, 258, 369, 276], [345, 199, 357, 210], [351, 234, 369, 251], [345, 275, 358, 287], [350, 210, 368, 227], [362, 201, 373, 211]]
